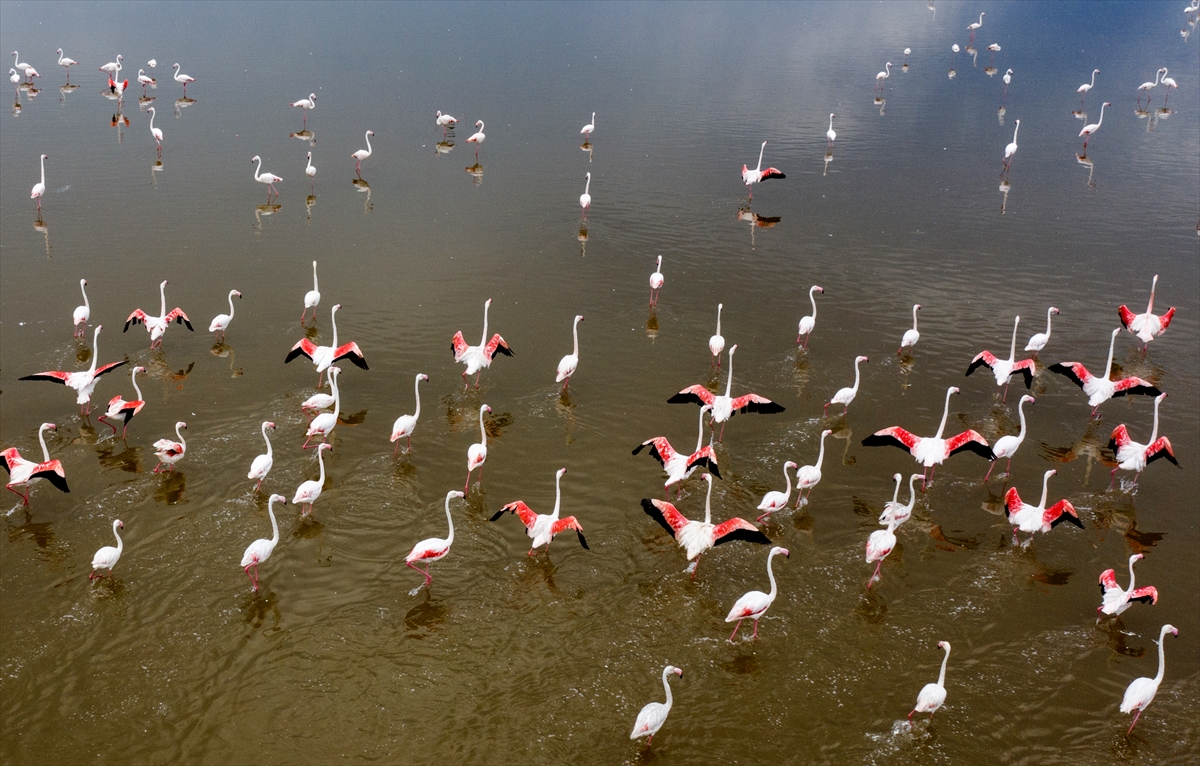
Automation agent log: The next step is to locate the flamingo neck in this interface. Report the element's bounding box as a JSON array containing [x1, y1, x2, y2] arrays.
[[87, 327, 101, 375], [934, 389, 954, 439], [444, 495, 455, 546], [715, 304, 722, 335], [1038, 472, 1052, 509], [478, 408, 488, 446], [571, 317, 580, 357], [1012, 121, 1019, 142], [330, 375, 341, 419], [227, 291, 237, 318], [1090, 70, 1097, 87], [1016, 399, 1029, 438], [703, 478, 713, 525], [809, 287, 819, 315], [1008, 317, 1020, 361], [1154, 626, 1169, 683], [1096, 102, 1107, 126], [1044, 308, 1054, 335], [413, 377, 423, 419], [937, 645, 951, 686], [131, 369, 143, 402], [828, 113, 834, 130], [814, 432, 828, 470], [81, 281, 89, 308], [254, 156, 263, 180], [1149, 397, 1162, 442], [783, 464, 793, 496], [149, 109, 156, 131], [38, 425, 51, 462], [661, 668, 674, 709], [175, 423, 187, 451], [363, 132, 372, 153], [906, 474, 918, 509], [851, 358, 863, 393], [549, 474, 564, 521], [113, 521, 123, 555], [1126, 557, 1138, 595], [312, 262, 319, 292], [724, 351, 735, 398], [158, 281, 167, 318], [912, 306, 919, 330], [583, 175, 590, 195], [1147, 276, 1157, 314], [262, 422, 273, 457], [268, 499, 280, 546], [40, 154, 46, 185], [891, 475, 902, 504], [693, 408, 708, 453], [978, 13, 984, 23], [755, 143, 765, 172], [316, 447, 327, 485], [1103, 330, 1118, 379], [766, 551, 780, 600], [330, 307, 340, 348], [480, 302, 490, 347]]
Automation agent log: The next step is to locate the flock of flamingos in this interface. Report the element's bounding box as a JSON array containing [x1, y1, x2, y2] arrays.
[[5, 4, 1193, 747]]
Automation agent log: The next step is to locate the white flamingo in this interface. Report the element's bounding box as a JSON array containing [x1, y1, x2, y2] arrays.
[[302, 261, 320, 322], [89, 519, 125, 580], [1003, 469, 1084, 543], [630, 665, 682, 745], [1079, 102, 1109, 149], [290, 92, 315, 125], [292, 443, 332, 517], [72, 278, 90, 338], [405, 490, 465, 588], [247, 421, 276, 491], [31, 153, 46, 211], [123, 279, 193, 348], [148, 106, 163, 147], [351, 129, 374, 173], [1, 423, 69, 505], [794, 429, 832, 505], [1108, 393, 1178, 487], [797, 285, 824, 348], [865, 516, 898, 587], [910, 641, 951, 722], [633, 404, 720, 498], [303, 366, 342, 449], [709, 303, 725, 366], [580, 111, 595, 136], [669, 344, 786, 441], [826, 112, 836, 145], [56, 49, 78, 79], [825, 355, 869, 416], [985, 395, 1034, 481], [1049, 328, 1162, 414], [1118, 274, 1176, 346], [1120, 624, 1179, 735], [171, 62, 194, 94], [649, 256, 664, 306], [451, 299, 513, 389], [241, 494, 286, 591], [756, 460, 797, 521], [490, 467, 590, 555], [1002, 119, 1019, 172], [19, 325, 126, 414], [251, 155, 282, 199], [899, 304, 921, 354], [305, 151, 316, 190], [390, 373, 428, 454], [555, 315, 584, 390], [286, 303, 369, 386], [152, 421, 188, 473], [465, 120, 485, 157], [1077, 68, 1099, 102], [1098, 554, 1159, 617], [1025, 307, 1060, 355], [579, 172, 591, 215], [208, 289, 241, 342], [741, 141, 785, 199], [880, 473, 921, 526], [965, 315, 1037, 400], [726, 546, 789, 641], [464, 404, 491, 493]]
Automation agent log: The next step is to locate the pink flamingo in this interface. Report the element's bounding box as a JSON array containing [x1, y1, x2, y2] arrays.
[[405, 490, 465, 588]]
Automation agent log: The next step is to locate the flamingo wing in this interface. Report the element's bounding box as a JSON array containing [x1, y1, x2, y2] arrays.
[[759, 167, 786, 181], [1048, 362, 1092, 389], [1045, 500, 1084, 529], [285, 338, 320, 364], [551, 516, 589, 550], [729, 393, 785, 415], [1117, 305, 1138, 331], [123, 308, 150, 331], [712, 517, 772, 547], [1, 449, 24, 474], [862, 427, 919, 453], [451, 331, 469, 361], [965, 350, 999, 377], [686, 446, 721, 479], [1098, 568, 1120, 594], [1011, 359, 1036, 389], [29, 461, 69, 493], [1003, 487, 1023, 518], [1111, 377, 1162, 398], [667, 385, 716, 407], [94, 361, 128, 378], [18, 370, 72, 385], [332, 342, 369, 370], [640, 499, 690, 536], [1107, 424, 1132, 453], [1158, 307, 1175, 333], [165, 308, 194, 330], [483, 334, 514, 361], [1128, 586, 1159, 605], [946, 430, 996, 460], [1145, 437, 1179, 467], [489, 501, 538, 530], [632, 438, 677, 468]]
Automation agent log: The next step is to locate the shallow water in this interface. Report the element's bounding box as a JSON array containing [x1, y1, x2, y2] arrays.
[[1, 1, 1198, 763]]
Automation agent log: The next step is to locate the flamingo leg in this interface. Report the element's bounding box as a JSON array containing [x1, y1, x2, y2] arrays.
[[868, 560, 883, 587], [750, 620, 760, 640], [474, 371, 481, 389], [908, 709, 917, 722], [1110, 467, 1119, 489], [153, 461, 163, 473], [394, 440, 400, 456], [729, 619, 744, 642], [690, 554, 701, 580], [407, 435, 412, 451], [464, 470, 473, 493], [254, 478, 263, 492], [98, 415, 117, 434], [983, 461, 996, 482], [406, 560, 432, 587], [6, 485, 30, 505], [1127, 709, 1142, 735]]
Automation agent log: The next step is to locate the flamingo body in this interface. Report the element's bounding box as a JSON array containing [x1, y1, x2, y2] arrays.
[[90, 519, 124, 579], [726, 546, 788, 640], [1118, 274, 1176, 345], [2, 423, 69, 504], [405, 491, 464, 587], [20, 325, 126, 413], [910, 642, 951, 721], [208, 289, 241, 340], [98, 366, 148, 439], [1098, 554, 1159, 616], [124, 280, 193, 348], [390, 374, 428, 453], [451, 298, 513, 387], [1003, 470, 1083, 539], [152, 421, 188, 473], [241, 495, 286, 590], [631, 665, 681, 744], [633, 404, 721, 496], [292, 443, 332, 516], [640, 474, 770, 572], [247, 422, 276, 490], [1120, 624, 1178, 735], [490, 468, 589, 554], [286, 303, 369, 383], [1049, 328, 1161, 410]]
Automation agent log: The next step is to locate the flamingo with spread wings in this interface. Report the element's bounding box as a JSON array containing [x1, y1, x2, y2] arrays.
[[285, 303, 369, 387], [668, 344, 784, 441], [1108, 393, 1178, 488], [98, 366, 147, 439], [451, 298, 513, 389], [123, 280, 193, 348], [2, 423, 69, 505], [633, 404, 721, 498], [489, 468, 589, 556], [1003, 469, 1083, 543], [1118, 274, 1176, 347], [20, 325, 126, 414], [741, 141, 785, 199], [965, 315, 1037, 400], [1049, 328, 1161, 415], [640, 473, 771, 578], [1098, 554, 1159, 616]]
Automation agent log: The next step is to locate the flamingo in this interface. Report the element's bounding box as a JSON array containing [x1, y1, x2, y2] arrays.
[[89, 519, 124, 580], [152, 421, 188, 473], [292, 443, 332, 517], [985, 395, 1034, 481], [1136, 68, 1165, 104], [826, 113, 836, 145], [465, 120, 485, 157], [581, 111, 595, 136], [1120, 624, 1179, 735], [797, 285, 824, 348], [966, 315, 1037, 400], [208, 289, 241, 342], [137, 68, 154, 92], [464, 404, 491, 493], [301, 389, 334, 417], [909, 642, 952, 722], [351, 129, 374, 173], [490, 467, 589, 555], [1160, 68, 1177, 101], [107, 77, 127, 99], [726, 546, 788, 641], [250, 155, 282, 200], [1025, 307, 1060, 355], [147, 106, 163, 147], [1003, 68, 1012, 88], [406, 490, 465, 587], [286, 303, 369, 386], [72, 278, 90, 338], [825, 355, 869, 416], [290, 93, 315, 125], [303, 367, 342, 449], [31, 153, 46, 211], [98, 54, 122, 77], [1079, 102, 1109, 148], [1108, 393, 1178, 487], [709, 303, 725, 366], [2, 423, 69, 504], [1049, 328, 1162, 415], [880, 473, 921, 526], [9, 68, 20, 92], [302, 261, 320, 323], [390, 374, 428, 454], [1002, 119, 1019, 172], [741, 141, 785, 199], [987, 43, 1002, 53], [124, 280, 193, 348], [899, 304, 921, 354], [1099, 554, 1159, 617], [579, 172, 591, 216], [669, 344, 785, 441], [435, 110, 458, 127], [19, 325, 126, 414], [756, 461, 797, 521], [241, 494, 286, 591], [640, 473, 771, 578], [98, 366, 148, 439], [633, 404, 721, 498], [555, 315, 584, 390], [630, 665, 682, 745], [1003, 469, 1083, 543], [171, 62, 194, 94], [305, 151, 316, 191], [56, 49, 78, 79], [649, 256, 664, 306], [863, 386, 996, 488], [451, 298, 513, 389], [1077, 68, 1099, 102], [1118, 275, 1176, 346], [794, 429, 832, 505], [875, 62, 892, 90], [247, 421, 276, 491], [865, 516, 898, 587], [11, 51, 32, 79], [967, 11, 985, 35]]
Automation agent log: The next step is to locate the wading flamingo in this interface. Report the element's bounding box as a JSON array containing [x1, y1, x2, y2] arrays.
[[581, 112, 595, 136], [147, 106, 163, 147], [435, 110, 458, 127], [241, 494, 286, 591], [98, 54, 122, 77], [726, 546, 788, 641], [98, 366, 148, 439], [875, 62, 893, 90], [351, 129, 373, 173], [247, 421, 276, 491], [406, 490, 465, 588], [1098, 554, 1159, 616], [303, 366, 342, 449], [899, 304, 921, 354], [1077, 68, 1098, 102], [286, 303, 369, 386], [965, 315, 1036, 400], [556, 315, 584, 390], [390, 374, 428, 453], [649, 256, 664, 306], [633, 404, 721, 498], [985, 394, 1034, 481], [579, 172, 591, 216], [20, 325, 126, 414], [466, 120, 485, 157], [1025, 307, 1059, 355], [1049, 328, 1161, 415], [1120, 624, 1178, 735], [1003, 469, 1083, 543], [797, 285, 824, 348], [490, 468, 589, 555], [302, 261, 320, 322], [669, 344, 785, 441], [292, 443, 332, 517], [89, 519, 124, 580], [56, 49, 78, 79], [826, 113, 836, 145], [137, 68, 154, 92], [910, 642, 951, 722], [208, 289, 241, 342], [124, 280, 193, 348], [968, 12, 985, 36], [306, 151, 316, 190], [794, 429, 832, 505], [630, 665, 681, 745], [1079, 102, 1109, 149], [865, 516, 898, 587], [2, 423, 69, 504], [756, 460, 797, 521], [709, 303, 725, 366], [290, 93, 315, 125], [251, 155, 282, 199], [171, 62, 194, 94], [741, 141, 785, 199], [826, 356, 869, 416], [1118, 275, 1176, 346], [880, 473, 921, 526], [72, 279, 90, 338], [464, 404, 491, 493], [1002, 119, 1019, 172], [1108, 393, 1178, 488], [152, 421, 188, 473], [31, 153, 46, 211], [1136, 68, 1165, 104], [451, 298, 513, 389]]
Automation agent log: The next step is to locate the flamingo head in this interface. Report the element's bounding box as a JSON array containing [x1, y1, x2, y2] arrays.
[[785, 461, 798, 470], [557, 467, 567, 479], [703, 473, 713, 485], [251, 155, 260, 163], [937, 640, 947, 650], [318, 443, 333, 453], [821, 429, 832, 438], [328, 366, 342, 380], [161, 279, 169, 287], [914, 304, 921, 310], [1164, 625, 1179, 638], [1050, 307, 1060, 315], [270, 494, 287, 504], [332, 302, 342, 312], [948, 386, 960, 395], [576, 314, 584, 323], [177, 421, 188, 431], [813, 285, 825, 294], [1021, 395, 1035, 405], [475, 120, 482, 127], [729, 343, 738, 355], [1132, 553, 1144, 563], [266, 421, 276, 430], [448, 490, 465, 500], [134, 366, 147, 375], [42, 153, 48, 160], [700, 404, 713, 414], [669, 666, 683, 678], [483, 405, 492, 414], [116, 519, 125, 529], [418, 374, 429, 382], [856, 355, 869, 363], [367, 130, 374, 136], [41, 423, 57, 433], [772, 546, 790, 558], [1156, 392, 1167, 404], [484, 298, 492, 308], [233, 290, 242, 299]]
